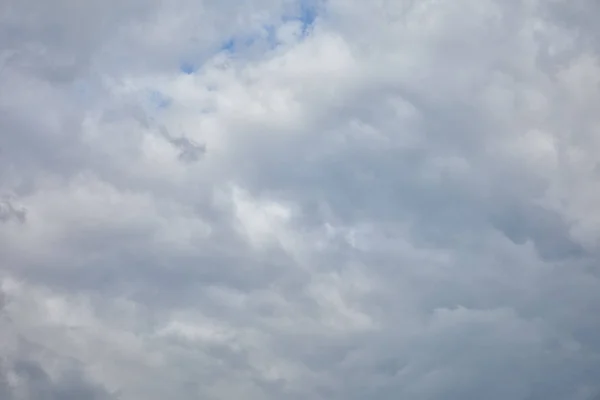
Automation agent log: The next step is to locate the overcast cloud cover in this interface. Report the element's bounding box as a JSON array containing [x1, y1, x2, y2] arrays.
[[1, 0, 600, 399]]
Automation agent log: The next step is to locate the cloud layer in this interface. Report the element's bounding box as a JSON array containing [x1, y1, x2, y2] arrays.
[[2, 0, 600, 399]]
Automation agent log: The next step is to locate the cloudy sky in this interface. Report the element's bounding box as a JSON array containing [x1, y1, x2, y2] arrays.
[[1, 0, 600, 399]]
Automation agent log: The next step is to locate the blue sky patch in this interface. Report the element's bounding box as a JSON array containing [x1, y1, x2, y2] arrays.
[[221, 38, 236, 52], [298, 1, 317, 35], [178, 2, 320, 76], [148, 90, 171, 109], [179, 61, 196, 75], [282, 0, 318, 37], [263, 25, 278, 48]]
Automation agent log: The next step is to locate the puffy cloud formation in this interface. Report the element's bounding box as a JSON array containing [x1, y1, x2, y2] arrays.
[[2, 0, 600, 399]]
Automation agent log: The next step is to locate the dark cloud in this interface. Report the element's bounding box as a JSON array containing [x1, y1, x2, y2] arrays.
[[0, 197, 26, 223], [159, 126, 206, 163]]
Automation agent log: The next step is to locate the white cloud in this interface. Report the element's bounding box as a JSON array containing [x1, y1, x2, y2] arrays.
[[2, 0, 600, 399]]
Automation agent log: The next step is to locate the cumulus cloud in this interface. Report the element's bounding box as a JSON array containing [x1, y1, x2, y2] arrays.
[[1, 0, 600, 399]]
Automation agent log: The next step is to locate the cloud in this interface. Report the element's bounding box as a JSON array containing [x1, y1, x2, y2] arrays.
[[0, 358, 118, 400], [158, 126, 206, 163], [0, 196, 26, 223], [1, 0, 600, 399]]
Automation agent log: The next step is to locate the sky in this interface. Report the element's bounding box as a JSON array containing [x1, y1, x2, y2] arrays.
[[1, 0, 600, 399]]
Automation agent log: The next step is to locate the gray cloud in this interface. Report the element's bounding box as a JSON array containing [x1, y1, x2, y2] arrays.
[[0, 358, 118, 400], [0, 197, 26, 223], [159, 126, 206, 163], [1, 0, 600, 399]]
